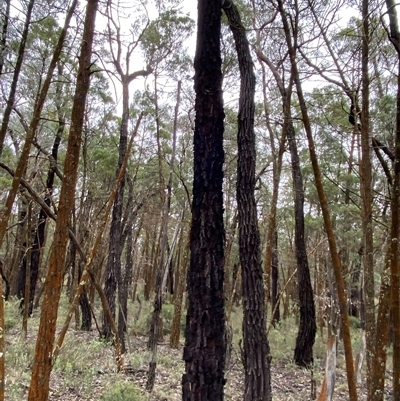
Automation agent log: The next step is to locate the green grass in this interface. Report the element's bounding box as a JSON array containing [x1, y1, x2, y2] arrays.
[[101, 381, 146, 401]]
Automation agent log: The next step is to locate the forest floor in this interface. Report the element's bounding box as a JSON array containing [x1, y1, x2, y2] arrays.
[[3, 296, 394, 401]]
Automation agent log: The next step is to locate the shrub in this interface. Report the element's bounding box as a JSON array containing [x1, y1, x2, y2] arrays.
[[101, 381, 146, 401]]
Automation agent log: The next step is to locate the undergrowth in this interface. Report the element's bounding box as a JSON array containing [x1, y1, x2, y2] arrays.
[[1, 290, 368, 400]]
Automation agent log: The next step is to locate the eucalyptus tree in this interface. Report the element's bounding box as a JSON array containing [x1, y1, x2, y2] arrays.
[[384, 1, 400, 398], [275, 0, 358, 398], [0, 0, 79, 293], [253, 0, 316, 367], [100, 0, 153, 341], [182, 0, 226, 399], [136, 8, 194, 390], [223, 1, 272, 398], [0, 0, 10, 76], [297, 2, 399, 396], [28, 0, 99, 399], [0, 0, 35, 157]]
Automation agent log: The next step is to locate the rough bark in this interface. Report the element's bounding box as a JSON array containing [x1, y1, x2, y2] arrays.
[[118, 177, 134, 351], [385, 0, 400, 396], [223, 1, 272, 399], [182, 0, 226, 399], [102, 82, 128, 339], [287, 119, 316, 368], [27, 1, 98, 399]]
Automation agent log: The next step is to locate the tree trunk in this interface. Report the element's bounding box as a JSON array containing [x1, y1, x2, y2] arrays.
[[0, 0, 11, 77], [287, 119, 316, 368], [359, 3, 376, 397], [0, 262, 4, 401], [255, 32, 288, 312], [28, 123, 62, 316], [271, 230, 280, 325], [102, 85, 128, 339], [385, 1, 400, 397], [371, 246, 390, 401], [27, 1, 98, 399], [0, 0, 78, 252], [277, 1, 357, 399], [102, 56, 150, 338], [223, 1, 272, 399], [0, 0, 35, 157], [118, 178, 134, 351], [182, 0, 226, 399], [147, 81, 181, 392], [10, 195, 28, 298], [170, 228, 190, 348]]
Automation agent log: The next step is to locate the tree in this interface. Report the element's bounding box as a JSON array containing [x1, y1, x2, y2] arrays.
[[360, 2, 375, 395], [276, 0, 358, 399], [254, 4, 316, 366], [385, 1, 400, 398], [0, 0, 78, 257], [223, 1, 272, 399], [287, 118, 316, 368], [0, 0, 35, 157], [28, 0, 98, 399], [101, 0, 152, 341], [0, 0, 10, 76], [182, 0, 226, 399]]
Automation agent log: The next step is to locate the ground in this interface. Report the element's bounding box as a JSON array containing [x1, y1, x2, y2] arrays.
[[3, 298, 394, 400]]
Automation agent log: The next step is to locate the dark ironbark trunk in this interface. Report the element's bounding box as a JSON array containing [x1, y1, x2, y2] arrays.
[[102, 80, 128, 340], [287, 120, 316, 368], [182, 0, 226, 399], [12, 198, 28, 298], [223, 1, 272, 399]]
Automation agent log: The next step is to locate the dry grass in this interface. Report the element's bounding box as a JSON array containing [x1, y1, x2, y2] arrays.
[[2, 294, 392, 400]]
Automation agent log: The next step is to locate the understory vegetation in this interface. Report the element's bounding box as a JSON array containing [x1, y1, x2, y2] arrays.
[[3, 292, 385, 401]]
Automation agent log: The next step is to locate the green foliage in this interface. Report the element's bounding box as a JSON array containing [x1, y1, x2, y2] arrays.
[[348, 315, 361, 329], [141, 9, 194, 70], [101, 381, 146, 401], [161, 303, 175, 334]]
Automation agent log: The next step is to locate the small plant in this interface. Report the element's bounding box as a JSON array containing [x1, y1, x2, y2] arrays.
[[348, 315, 361, 329], [101, 381, 146, 401]]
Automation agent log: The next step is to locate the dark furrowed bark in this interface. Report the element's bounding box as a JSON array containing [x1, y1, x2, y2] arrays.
[[223, 1, 272, 399], [182, 1, 226, 400]]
